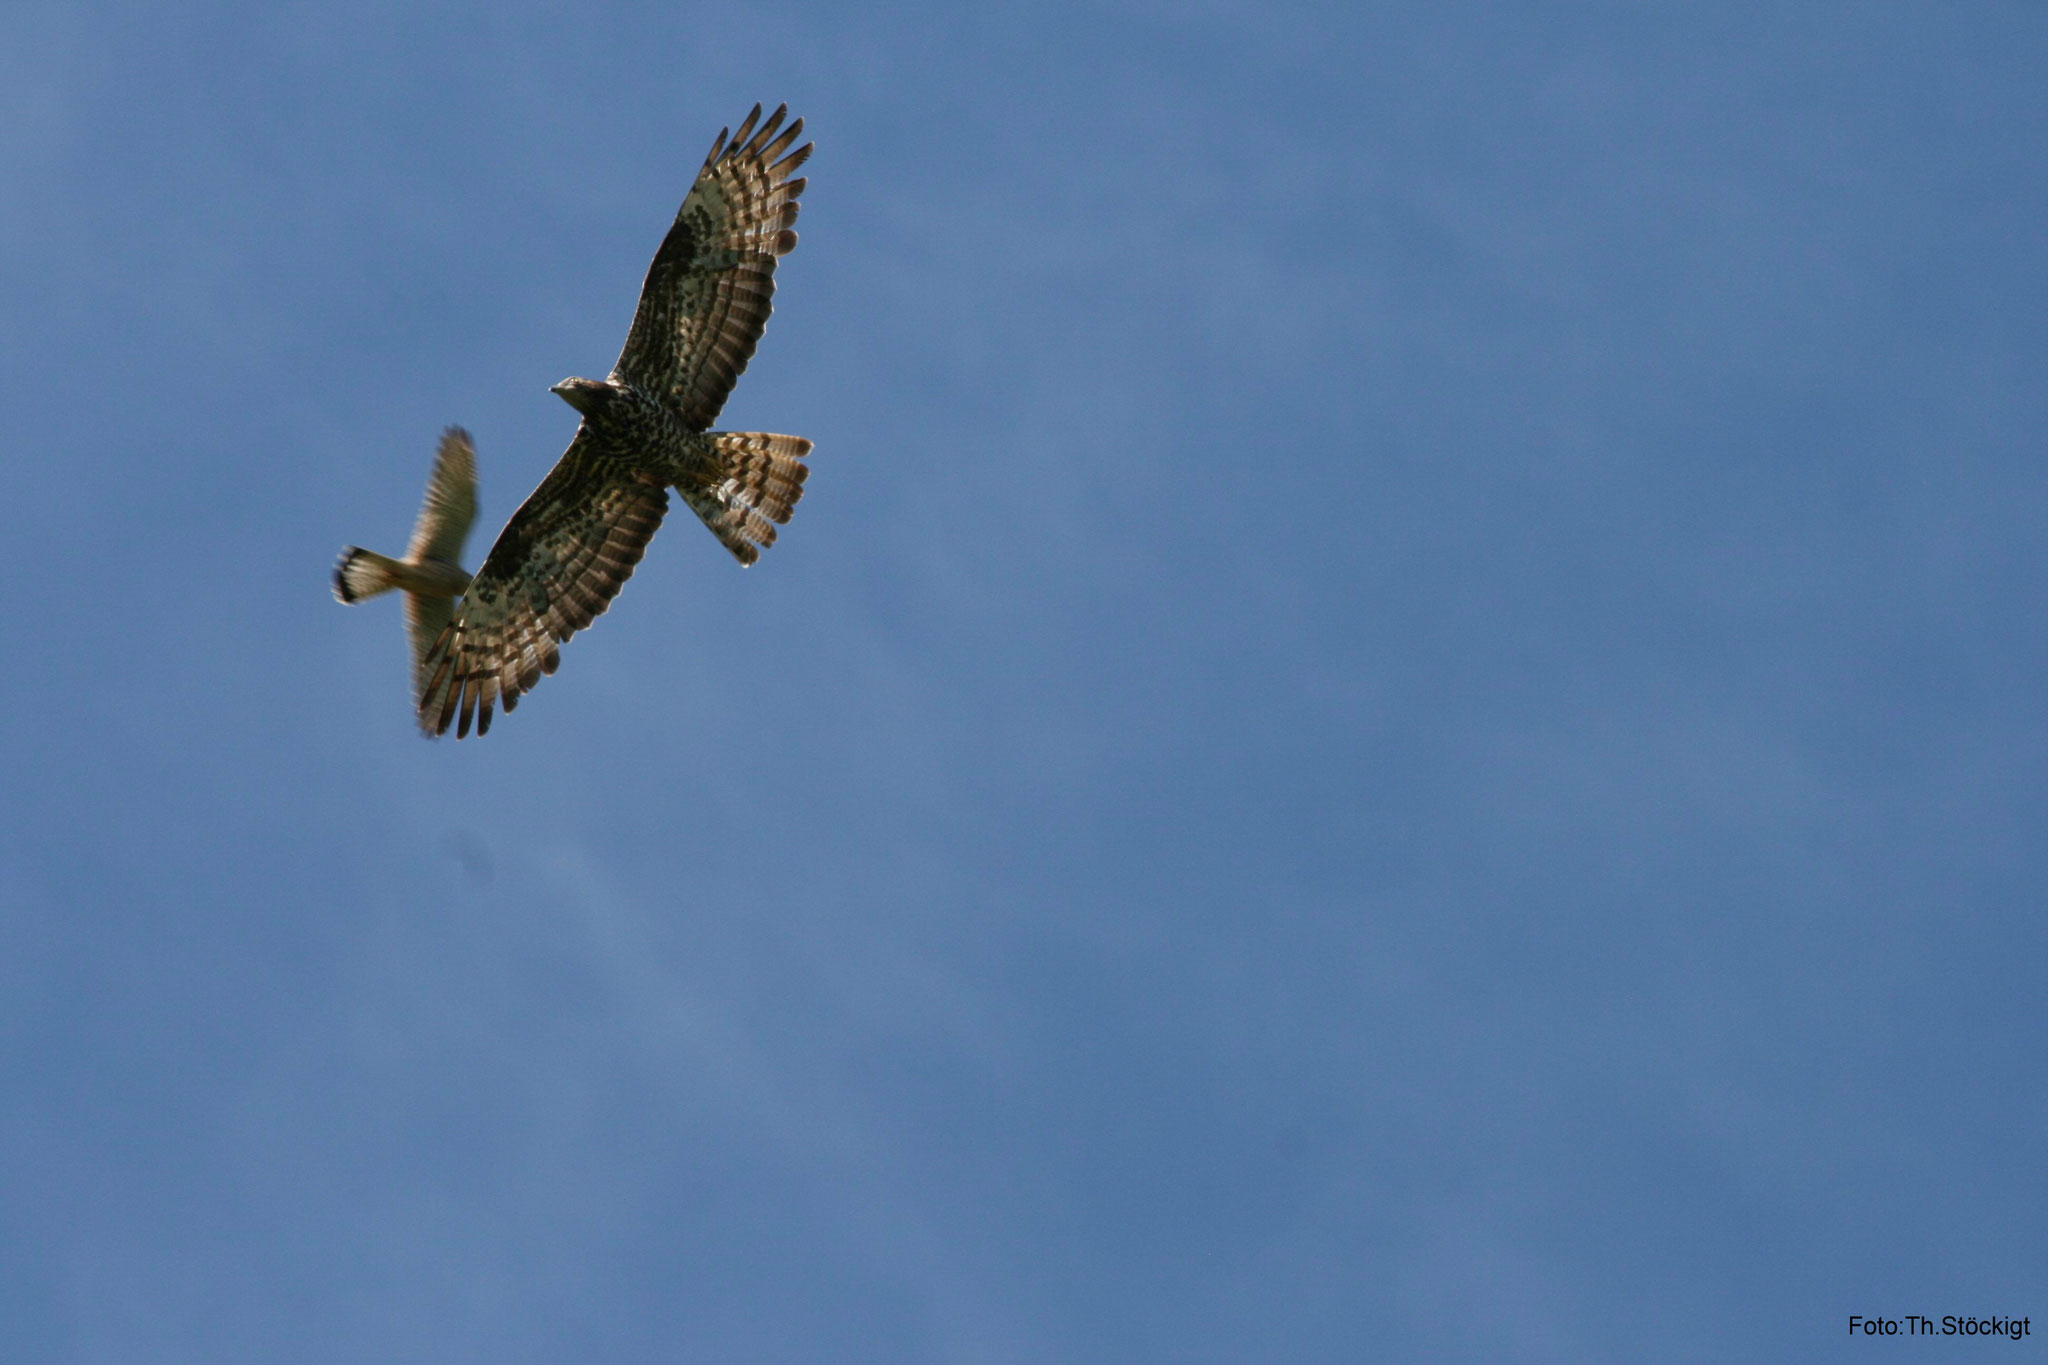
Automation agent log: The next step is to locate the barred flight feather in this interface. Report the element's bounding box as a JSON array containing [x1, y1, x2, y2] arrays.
[[416, 435, 668, 737]]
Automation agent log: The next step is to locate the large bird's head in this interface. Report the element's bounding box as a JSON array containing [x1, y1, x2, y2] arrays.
[[549, 376, 612, 416]]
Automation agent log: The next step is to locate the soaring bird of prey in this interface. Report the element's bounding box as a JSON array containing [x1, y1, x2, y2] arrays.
[[413, 103, 814, 739], [334, 426, 480, 708]]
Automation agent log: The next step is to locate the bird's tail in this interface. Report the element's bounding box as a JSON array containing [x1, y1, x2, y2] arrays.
[[680, 432, 813, 566], [334, 547, 406, 603]]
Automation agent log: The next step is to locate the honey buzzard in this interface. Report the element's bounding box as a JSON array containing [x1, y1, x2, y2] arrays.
[[416, 103, 813, 738]]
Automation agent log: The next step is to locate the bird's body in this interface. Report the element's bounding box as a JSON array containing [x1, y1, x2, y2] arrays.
[[343, 556, 473, 598], [334, 103, 815, 739], [333, 426, 480, 706], [546, 378, 723, 496]]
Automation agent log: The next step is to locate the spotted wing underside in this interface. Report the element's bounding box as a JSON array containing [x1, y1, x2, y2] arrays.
[[417, 429, 668, 738], [612, 103, 812, 430]]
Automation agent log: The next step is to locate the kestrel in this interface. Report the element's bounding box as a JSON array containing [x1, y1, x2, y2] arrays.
[[334, 426, 480, 708]]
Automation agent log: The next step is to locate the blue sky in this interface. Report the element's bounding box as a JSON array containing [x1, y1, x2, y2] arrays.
[[3, 1, 2045, 1360]]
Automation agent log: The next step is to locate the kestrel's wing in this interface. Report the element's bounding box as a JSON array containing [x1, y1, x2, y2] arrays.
[[405, 591, 455, 709], [612, 103, 812, 430], [405, 426, 479, 565], [417, 428, 669, 738]]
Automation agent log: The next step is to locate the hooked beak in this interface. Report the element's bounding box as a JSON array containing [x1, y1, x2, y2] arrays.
[[550, 379, 591, 414]]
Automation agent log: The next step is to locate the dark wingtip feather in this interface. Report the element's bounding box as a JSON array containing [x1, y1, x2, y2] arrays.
[[746, 105, 788, 157], [703, 124, 731, 173], [760, 117, 803, 168], [727, 103, 764, 159], [435, 673, 461, 736], [773, 143, 812, 180]]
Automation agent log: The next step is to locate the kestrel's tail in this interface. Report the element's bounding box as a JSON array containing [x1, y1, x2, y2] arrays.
[[334, 547, 407, 603], [679, 432, 813, 566]]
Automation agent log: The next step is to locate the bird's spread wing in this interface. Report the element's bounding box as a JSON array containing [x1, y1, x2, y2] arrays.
[[613, 103, 811, 430], [405, 592, 455, 709], [405, 426, 479, 564], [417, 428, 669, 738]]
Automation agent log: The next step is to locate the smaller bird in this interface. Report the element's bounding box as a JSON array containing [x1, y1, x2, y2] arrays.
[[334, 427, 481, 706]]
